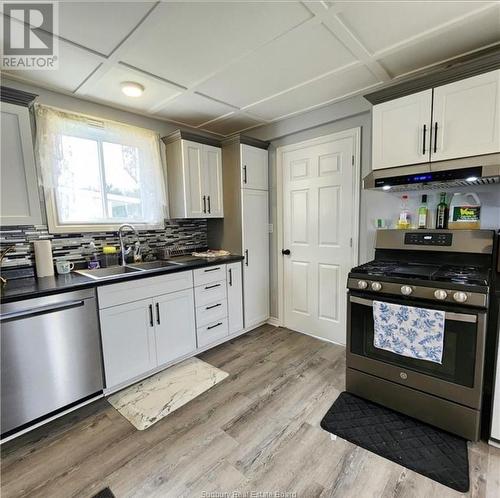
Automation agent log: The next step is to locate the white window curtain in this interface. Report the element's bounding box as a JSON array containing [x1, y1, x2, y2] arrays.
[[36, 105, 167, 233]]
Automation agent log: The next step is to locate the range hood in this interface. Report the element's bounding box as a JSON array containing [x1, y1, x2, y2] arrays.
[[363, 153, 500, 191]]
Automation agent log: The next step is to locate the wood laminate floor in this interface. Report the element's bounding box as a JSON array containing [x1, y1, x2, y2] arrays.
[[1, 325, 499, 498]]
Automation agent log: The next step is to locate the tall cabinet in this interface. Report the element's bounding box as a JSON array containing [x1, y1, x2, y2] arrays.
[[208, 135, 270, 330]]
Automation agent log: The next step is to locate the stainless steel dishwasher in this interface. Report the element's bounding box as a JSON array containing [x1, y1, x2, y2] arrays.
[[1, 288, 104, 435]]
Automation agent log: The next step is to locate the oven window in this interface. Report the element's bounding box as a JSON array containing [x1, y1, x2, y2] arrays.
[[350, 298, 478, 387]]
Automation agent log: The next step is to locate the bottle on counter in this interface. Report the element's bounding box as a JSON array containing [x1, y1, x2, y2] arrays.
[[417, 194, 428, 229], [397, 194, 411, 229], [448, 193, 481, 230], [435, 192, 448, 229]]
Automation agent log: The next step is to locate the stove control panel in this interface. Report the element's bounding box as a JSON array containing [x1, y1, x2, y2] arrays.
[[404, 232, 452, 246]]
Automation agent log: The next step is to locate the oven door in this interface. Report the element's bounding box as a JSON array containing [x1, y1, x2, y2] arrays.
[[347, 292, 487, 409]]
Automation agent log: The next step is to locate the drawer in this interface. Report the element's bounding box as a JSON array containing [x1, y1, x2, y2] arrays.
[[194, 280, 226, 307], [196, 299, 227, 327], [98, 271, 193, 309], [193, 265, 226, 286], [197, 318, 228, 348]]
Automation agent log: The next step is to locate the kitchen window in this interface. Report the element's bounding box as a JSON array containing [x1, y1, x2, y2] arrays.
[[36, 105, 167, 232]]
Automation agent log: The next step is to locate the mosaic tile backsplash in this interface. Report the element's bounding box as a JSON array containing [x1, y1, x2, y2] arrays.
[[0, 220, 207, 269]]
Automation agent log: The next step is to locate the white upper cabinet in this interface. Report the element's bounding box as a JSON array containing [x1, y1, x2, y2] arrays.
[[241, 143, 268, 189], [431, 70, 500, 161], [372, 90, 432, 170], [0, 103, 42, 226], [204, 144, 223, 217], [165, 132, 223, 218], [371, 70, 500, 170]]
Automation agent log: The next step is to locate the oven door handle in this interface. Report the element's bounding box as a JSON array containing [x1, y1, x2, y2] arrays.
[[349, 296, 478, 323]]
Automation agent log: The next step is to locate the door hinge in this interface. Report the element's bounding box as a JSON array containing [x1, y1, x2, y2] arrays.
[[350, 237, 353, 247], [351, 155, 354, 166]]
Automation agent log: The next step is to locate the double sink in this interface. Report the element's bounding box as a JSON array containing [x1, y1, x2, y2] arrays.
[[75, 259, 187, 280]]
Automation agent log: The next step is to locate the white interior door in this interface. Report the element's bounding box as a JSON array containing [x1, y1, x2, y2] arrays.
[[282, 132, 359, 345]]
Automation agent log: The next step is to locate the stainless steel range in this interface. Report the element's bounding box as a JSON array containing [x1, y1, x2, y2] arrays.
[[346, 229, 495, 441]]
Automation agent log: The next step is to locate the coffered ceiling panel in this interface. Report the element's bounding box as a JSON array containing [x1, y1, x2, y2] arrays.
[[196, 22, 357, 108], [154, 93, 236, 127], [378, 5, 500, 77], [201, 113, 265, 136], [58, 2, 154, 56], [246, 65, 379, 121], [82, 66, 182, 111], [336, 1, 493, 54], [120, 1, 312, 87], [3, 41, 101, 93]]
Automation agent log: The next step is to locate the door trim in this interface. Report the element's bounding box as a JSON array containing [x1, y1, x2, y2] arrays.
[[276, 127, 361, 343]]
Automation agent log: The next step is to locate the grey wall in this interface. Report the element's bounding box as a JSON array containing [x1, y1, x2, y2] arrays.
[[246, 96, 500, 320]]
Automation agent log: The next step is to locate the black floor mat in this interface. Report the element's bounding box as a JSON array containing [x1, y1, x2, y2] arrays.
[[320, 392, 469, 492], [92, 488, 115, 498]]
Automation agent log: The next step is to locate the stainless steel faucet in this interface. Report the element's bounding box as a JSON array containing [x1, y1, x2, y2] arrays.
[[118, 224, 140, 266]]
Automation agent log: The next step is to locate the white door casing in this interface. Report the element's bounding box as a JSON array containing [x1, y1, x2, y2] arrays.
[[278, 129, 360, 345]]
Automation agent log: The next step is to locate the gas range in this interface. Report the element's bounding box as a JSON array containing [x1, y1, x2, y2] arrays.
[[347, 230, 493, 308]]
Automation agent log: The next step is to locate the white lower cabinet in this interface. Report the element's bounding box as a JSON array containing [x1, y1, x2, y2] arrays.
[[100, 298, 157, 389], [227, 262, 243, 335], [155, 288, 197, 366], [98, 265, 244, 391]]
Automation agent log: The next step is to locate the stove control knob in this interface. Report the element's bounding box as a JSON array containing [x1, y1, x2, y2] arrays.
[[357, 280, 368, 290], [401, 285, 413, 296], [434, 289, 448, 300], [453, 291, 468, 303], [371, 282, 382, 291]]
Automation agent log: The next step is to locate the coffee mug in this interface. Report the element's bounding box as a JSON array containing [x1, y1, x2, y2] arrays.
[[56, 260, 74, 275]]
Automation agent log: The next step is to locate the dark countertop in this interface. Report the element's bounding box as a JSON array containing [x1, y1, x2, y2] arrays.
[[0, 255, 244, 304]]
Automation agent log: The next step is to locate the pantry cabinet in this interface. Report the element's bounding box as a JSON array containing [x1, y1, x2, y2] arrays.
[[371, 69, 500, 170], [241, 143, 268, 189], [0, 101, 42, 226], [164, 131, 223, 218], [227, 262, 243, 335]]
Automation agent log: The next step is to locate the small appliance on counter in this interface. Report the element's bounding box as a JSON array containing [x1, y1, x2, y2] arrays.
[[346, 229, 495, 441]]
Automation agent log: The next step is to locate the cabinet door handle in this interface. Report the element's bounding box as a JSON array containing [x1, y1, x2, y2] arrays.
[[243, 165, 247, 184], [206, 303, 222, 310], [204, 267, 220, 272], [207, 195, 211, 214], [156, 302, 160, 325], [433, 122, 438, 153], [203, 195, 207, 213], [228, 268, 233, 286], [422, 124, 427, 155], [149, 304, 154, 327], [205, 283, 221, 290], [207, 322, 222, 330], [245, 249, 249, 266]]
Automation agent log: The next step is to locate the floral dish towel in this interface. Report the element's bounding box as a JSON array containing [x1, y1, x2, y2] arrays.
[[373, 301, 445, 364]]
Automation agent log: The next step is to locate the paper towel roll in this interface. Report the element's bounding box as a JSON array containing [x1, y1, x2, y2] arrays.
[[34, 240, 54, 277]]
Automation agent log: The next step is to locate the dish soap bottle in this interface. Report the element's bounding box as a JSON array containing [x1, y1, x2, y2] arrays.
[[397, 195, 411, 229], [418, 194, 428, 229], [435, 192, 448, 229]]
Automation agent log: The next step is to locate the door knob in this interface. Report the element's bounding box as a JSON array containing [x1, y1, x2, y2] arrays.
[[282, 249, 291, 255]]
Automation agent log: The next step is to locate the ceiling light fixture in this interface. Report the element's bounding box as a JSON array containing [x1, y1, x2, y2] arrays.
[[121, 81, 144, 98], [382, 185, 392, 191]]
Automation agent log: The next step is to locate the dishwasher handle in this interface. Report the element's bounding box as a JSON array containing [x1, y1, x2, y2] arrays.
[[0, 299, 85, 323]]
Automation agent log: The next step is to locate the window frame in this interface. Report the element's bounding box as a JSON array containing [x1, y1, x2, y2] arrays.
[[39, 107, 168, 234]]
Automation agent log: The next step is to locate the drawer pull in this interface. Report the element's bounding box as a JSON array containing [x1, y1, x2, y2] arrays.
[[204, 267, 221, 272], [205, 283, 221, 290], [207, 322, 222, 330], [206, 303, 222, 310]]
